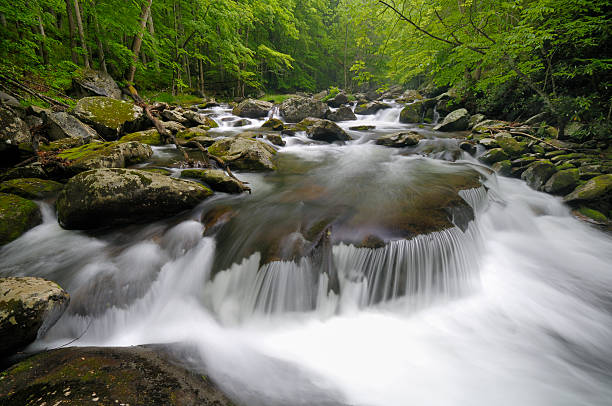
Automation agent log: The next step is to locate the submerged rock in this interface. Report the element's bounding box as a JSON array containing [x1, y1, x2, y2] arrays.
[[207, 137, 277, 171], [376, 131, 423, 148], [0, 178, 64, 200], [181, 169, 246, 194], [305, 119, 351, 143], [73, 96, 145, 139], [279, 96, 329, 122], [0, 346, 234, 405], [0, 277, 69, 357], [433, 108, 470, 132], [57, 168, 212, 229], [0, 193, 42, 246], [232, 98, 273, 118], [58, 141, 153, 171]]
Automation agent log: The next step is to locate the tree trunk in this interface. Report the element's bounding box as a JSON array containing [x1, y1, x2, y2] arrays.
[[0, 13, 7, 28], [37, 14, 49, 65], [147, 11, 160, 70], [73, 0, 90, 68], [128, 0, 153, 83], [344, 24, 348, 90], [199, 57, 204, 95], [92, 2, 107, 73]]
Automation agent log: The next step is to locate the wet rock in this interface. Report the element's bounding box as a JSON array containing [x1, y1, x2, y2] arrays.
[[399, 100, 430, 123], [327, 92, 349, 107], [162, 120, 186, 134], [564, 174, 612, 214], [208, 137, 277, 171], [181, 169, 246, 194], [327, 106, 357, 122], [478, 138, 498, 148], [433, 108, 470, 132], [573, 206, 609, 224], [479, 148, 509, 165], [182, 111, 219, 128], [305, 119, 351, 143], [161, 109, 190, 125], [46, 112, 98, 142], [468, 114, 486, 129], [0, 178, 64, 199], [492, 160, 512, 176], [232, 98, 273, 118], [376, 131, 423, 148], [354, 101, 390, 115], [120, 129, 164, 146], [231, 118, 251, 127], [279, 96, 329, 122], [459, 141, 477, 155], [0, 346, 234, 405], [0, 164, 47, 182], [0, 193, 42, 245], [521, 160, 557, 190], [0, 91, 20, 108], [261, 118, 284, 131], [495, 132, 527, 157], [349, 125, 375, 131], [263, 133, 285, 146], [70, 68, 122, 99], [73, 96, 146, 139], [57, 168, 212, 229], [0, 277, 69, 357], [543, 168, 580, 195], [201, 205, 237, 235], [58, 141, 153, 171]]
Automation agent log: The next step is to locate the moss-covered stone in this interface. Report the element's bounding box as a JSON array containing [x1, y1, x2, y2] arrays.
[[57, 141, 153, 171], [0, 193, 42, 245], [181, 169, 246, 194], [261, 118, 284, 131], [495, 133, 526, 157], [543, 168, 580, 195], [208, 137, 277, 171], [399, 101, 423, 123], [73, 96, 144, 139], [576, 206, 608, 223], [564, 174, 612, 214], [492, 160, 512, 176], [479, 148, 509, 164], [140, 167, 172, 176], [120, 129, 163, 146], [0, 178, 64, 199], [521, 160, 557, 191], [550, 153, 588, 163], [38, 137, 85, 152], [376, 131, 423, 148]]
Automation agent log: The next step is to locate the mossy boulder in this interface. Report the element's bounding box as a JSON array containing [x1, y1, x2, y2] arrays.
[[0, 178, 64, 199], [492, 160, 512, 176], [327, 106, 357, 122], [38, 137, 85, 152], [575, 206, 608, 224], [279, 96, 329, 122], [140, 167, 172, 176], [564, 174, 612, 214], [232, 98, 273, 118], [495, 133, 526, 157], [0, 277, 69, 357], [521, 160, 557, 191], [0, 346, 234, 405], [433, 108, 470, 132], [262, 133, 285, 146], [0, 193, 42, 245], [56, 168, 212, 229], [305, 119, 351, 142], [73, 96, 146, 139], [479, 138, 498, 148], [399, 101, 424, 123], [181, 169, 246, 194], [120, 129, 164, 146], [479, 148, 509, 165], [58, 141, 153, 171], [354, 101, 391, 115], [261, 118, 285, 131], [208, 137, 277, 171], [542, 169, 580, 195], [376, 131, 423, 148], [46, 112, 99, 142]]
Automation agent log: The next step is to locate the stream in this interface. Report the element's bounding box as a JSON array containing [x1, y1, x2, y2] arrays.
[[2, 103, 612, 405]]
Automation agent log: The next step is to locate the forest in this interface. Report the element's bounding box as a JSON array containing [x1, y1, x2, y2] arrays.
[[0, 0, 610, 137]]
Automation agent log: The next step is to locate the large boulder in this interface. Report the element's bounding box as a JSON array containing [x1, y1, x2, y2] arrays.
[[0, 277, 69, 357], [279, 96, 329, 122], [232, 98, 273, 118], [327, 106, 357, 122], [57, 141, 153, 171], [354, 101, 390, 115], [327, 92, 349, 107], [433, 108, 470, 132], [376, 131, 423, 148], [543, 168, 580, 195], [46, 112, 98, 142], [70, 68, 122, 99], [182, 111, 219, 128], [161, 109, 190, 125], [305, 119, 351, 143], [0, 178, 64, 200], [181, 169, 246, 194], [0, 105, 31, 146], [521, 160, 557, 190], [120, 129, 164, 146], [479, 148, 509, 165], [564, 174, 612, 213], [0, 346, 234, 405], [399, 100, 425, 123], [57, 168, 212, 229], [398, 89, 422, 103], [208, 137, 277, 171], [0, 193, 42, 246], [73, 96, 146, 139], [261, 118, 284, 131], [495, 132, 527, 157]]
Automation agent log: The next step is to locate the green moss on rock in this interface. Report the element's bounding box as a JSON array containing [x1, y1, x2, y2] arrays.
[[577, 206, 608, 223], [0, 178, 64, 199], [120, 129, 163, 146], [0, 193, 42, 245]]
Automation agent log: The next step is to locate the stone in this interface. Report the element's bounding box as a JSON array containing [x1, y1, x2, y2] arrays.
[[376, 131, 423, 148], [46, 112, 99, 142], [279, 96, 329, 122], [161, 120, 185, 134], [231, 118, 252, 127], [399, 100, 426, 123], [120, 129, 164, 146], [472, 119, 508, 133], [0, 346, 234, 405], [327, 106, 357, 122], [0, 178, 64, 199], [564, 174, 612, 211], [433, 108, 470, 132], [70, 68, 122, 99], [263, 133, 285, 146], [73, 97, 145, 139], [24, 115, 43, 130], [492, 160, 512, 176], [208, 137, 277, 171], [0, 193, 42, 245], [57, 169, 212, 229], [479, 138, 498, 148], [398, 89, 422, 103], [181, 169, 246, 194], [354, 101, 390, 115], [261, 118, 284, 131], [305, 119, 351, 143], [349, 125, 376, 131], [232, 98, 273, 118], [574, 207, 608, 224], [459, 141, 477, 155], [0, 105, 31, 145], [479, 148, 509, 165], [327, 92, 349, 107], [161, 109, 190, 125], [521, 160, 557, 190], [495, 132, 526, 157], [182, 111, 219, 128], [57, 141, 153, 171], [543, 168, 580, 195], [0, 277, 69, 356], [0, 90, 20, 108], [468, 114, 486, 129]]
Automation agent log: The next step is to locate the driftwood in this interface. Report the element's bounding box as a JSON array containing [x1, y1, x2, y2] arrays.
[[486, 125, 574, 152]]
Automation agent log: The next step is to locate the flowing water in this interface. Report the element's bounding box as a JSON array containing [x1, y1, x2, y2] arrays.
[[2, 104, 612, 405]]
